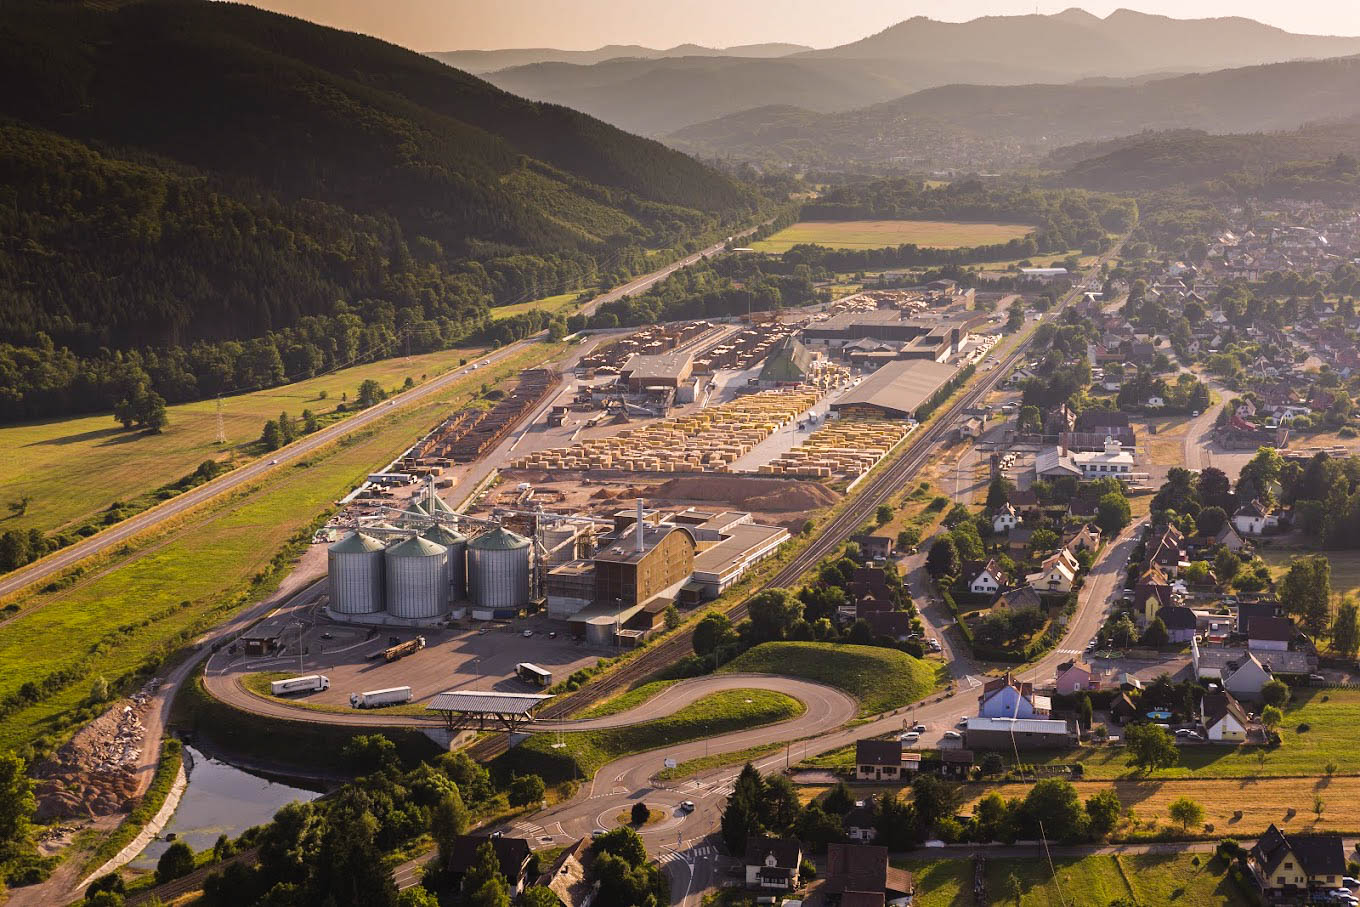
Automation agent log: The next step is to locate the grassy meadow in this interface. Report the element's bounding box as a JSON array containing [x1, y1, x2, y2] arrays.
[[751, 219, 1035, 253], [901, 853, 1247, 906], [0, 343, 558, 756], [0, 344, 486, 540], [487, 291, 582, 321], [499, 688, 803, 783], [720, 642, 942, 716]]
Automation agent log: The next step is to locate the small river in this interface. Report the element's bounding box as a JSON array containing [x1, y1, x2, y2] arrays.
[[130, 746, 323, 869]]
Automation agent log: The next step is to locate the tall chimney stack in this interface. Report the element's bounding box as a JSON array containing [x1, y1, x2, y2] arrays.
[[635, 498, 645, 553]]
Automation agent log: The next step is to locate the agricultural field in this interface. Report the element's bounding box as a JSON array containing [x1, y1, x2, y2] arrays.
[[901, 853, 1246, 906], [0, 344, 485, 540], [720, 642, 941, 716], [751, 220, 1035, 253], [959, 775, 1360, 838], [0, 343, 556, 757], [1029, 688, 1360, 779], [1260, 547, 1360, 599], [498, 688, 802, 783], [487, 291, 582, 321]]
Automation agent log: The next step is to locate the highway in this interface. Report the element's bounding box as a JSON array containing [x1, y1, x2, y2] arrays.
[[0, 223, 764, 606]]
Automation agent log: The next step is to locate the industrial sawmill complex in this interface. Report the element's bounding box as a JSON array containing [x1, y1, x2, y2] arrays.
[[215, 280, 1012, 718]]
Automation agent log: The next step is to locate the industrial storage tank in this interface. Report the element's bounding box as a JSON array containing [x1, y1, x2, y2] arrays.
[[467, 527, 531, 610], [328, 532, 386, 614], [421, 524, 468, 601], [384, 535, 450, 619]]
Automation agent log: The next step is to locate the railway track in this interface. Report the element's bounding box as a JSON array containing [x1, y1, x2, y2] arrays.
[[465, 257, 1119, 761]]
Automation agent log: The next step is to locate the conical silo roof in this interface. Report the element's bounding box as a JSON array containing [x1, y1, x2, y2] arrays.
[[468, 526, 530, 550], [329, 531, 385, 553]]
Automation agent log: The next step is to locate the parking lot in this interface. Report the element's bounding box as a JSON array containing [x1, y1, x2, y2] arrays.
[[226, 614, 612, 709]]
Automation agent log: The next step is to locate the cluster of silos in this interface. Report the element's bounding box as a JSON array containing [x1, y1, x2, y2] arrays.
[[327, 522, 531, 620], [467, 527, 531, 610]]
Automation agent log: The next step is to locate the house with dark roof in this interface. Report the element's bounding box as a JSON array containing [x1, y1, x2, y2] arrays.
[[1248, 824, 1346, 898], [1201, 691, 1250, 743], [843, 799, 877, 843], [1237, 601, 1281, 635], [855, 739, 904, 782], [819, 843, 915, 907], [1248, 616, 1296, 652], [1233, 498, 1280, 536], [861, 610, 914, 641], [447, 835, 534, 896], [966, 558, 1010, 596], [1110, 691, 1139, 725], [535, 837, 597, 907], [1155, 605, 1198, 643], [996, 585, 1044, 611], [1223, 651, 1273, 701], [744, 836, 803, 891]]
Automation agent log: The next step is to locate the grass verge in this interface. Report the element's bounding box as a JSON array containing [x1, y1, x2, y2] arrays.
[[751, 219, 1034, 253], [656, 742, 784, 781], [498, 689, 802, 784], [0, 344, 485, 540], [0, 344, 555, 758], [573, 680, 679, 720], [720, 642, 939, 716]]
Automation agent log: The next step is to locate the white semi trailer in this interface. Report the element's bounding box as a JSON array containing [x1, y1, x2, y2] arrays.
[[269, 674, 330, 695], [349, 686, 413, 708]]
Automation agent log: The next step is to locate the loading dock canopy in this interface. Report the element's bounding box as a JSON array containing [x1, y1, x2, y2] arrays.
[[426, 690, 552, 732]]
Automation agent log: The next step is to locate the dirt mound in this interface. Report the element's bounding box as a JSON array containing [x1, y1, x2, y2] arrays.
[[652, 476, 840, 512], [32, 682, 158, 821]]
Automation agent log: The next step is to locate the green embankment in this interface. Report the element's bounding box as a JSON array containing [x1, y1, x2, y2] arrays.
[[497, 689, 802, 785], [0, 344, 556, 757], [720, 642, 939, 716]]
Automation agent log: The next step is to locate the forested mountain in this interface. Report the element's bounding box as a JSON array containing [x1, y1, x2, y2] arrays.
[[667, 55, 1360, 172], [1053, 120, 1360, 195], [471, 9, 1360, 136], [429, 42, 809, 75], [0, 0, 758, 422]]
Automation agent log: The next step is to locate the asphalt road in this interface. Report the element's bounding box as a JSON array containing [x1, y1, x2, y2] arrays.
[[0, 340, 531, 604], [0, 223, 763, 606]]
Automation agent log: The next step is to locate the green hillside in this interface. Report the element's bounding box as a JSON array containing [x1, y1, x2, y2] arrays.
[[721, 641, 939, 715], [0, 0, 758, 422]]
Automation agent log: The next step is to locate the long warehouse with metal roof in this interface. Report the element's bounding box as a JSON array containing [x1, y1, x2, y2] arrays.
[[829, 359, 959, 420]]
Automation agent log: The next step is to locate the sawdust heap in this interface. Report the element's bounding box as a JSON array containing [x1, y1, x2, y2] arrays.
[[652, 476, 840, 512]]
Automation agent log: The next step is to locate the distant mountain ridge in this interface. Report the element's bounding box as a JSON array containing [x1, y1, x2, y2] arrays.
[[458, 8, 1360, 136], [429, 42, 810, 75], [665, 55, 1360, 172]]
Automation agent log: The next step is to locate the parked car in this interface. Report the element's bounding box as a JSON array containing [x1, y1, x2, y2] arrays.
[[522, 629, 534, 638], [912, 723, 927, 733], [943, 730, 963, 740], [900, 731, 920, 743], [957, 716, 969, 727]]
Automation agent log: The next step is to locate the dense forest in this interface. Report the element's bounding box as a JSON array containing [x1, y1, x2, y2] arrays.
[[1055, 119, 1360, 197], [0, 0, 761, 422]]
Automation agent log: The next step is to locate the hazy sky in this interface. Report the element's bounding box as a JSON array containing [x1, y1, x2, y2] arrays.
[[244, 1, 1360, 51]]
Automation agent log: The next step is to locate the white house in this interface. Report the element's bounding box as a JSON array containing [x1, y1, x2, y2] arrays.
[[978, 672, 1051, 719], [969, 559, 1009, 596], [992, 503, 1021, 533], [1232, 499, 1279, 536], [1223, 652, 1273, 701], [1028, 551, 1077, 594], [1202, 691, 1249, 742], [744, 837, 802, 891], [1248, 616, 1294, 652]]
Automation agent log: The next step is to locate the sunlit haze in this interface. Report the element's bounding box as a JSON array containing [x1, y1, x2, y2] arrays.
[[242, 0, 1360, 50]]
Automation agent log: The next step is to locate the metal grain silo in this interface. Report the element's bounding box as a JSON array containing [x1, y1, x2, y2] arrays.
[[421, 524, 468, 601], [467, 527, 531, 610], [328, 532, 385, 614], [384, 535, 449, 619]]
